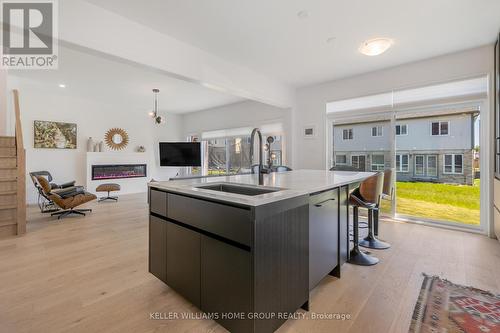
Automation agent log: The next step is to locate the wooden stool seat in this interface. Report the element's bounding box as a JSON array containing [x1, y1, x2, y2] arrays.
[[348, 172, 385, 266], [358, 169, 392, 250]]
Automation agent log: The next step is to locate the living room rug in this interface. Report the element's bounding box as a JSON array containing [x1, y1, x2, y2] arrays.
[[409, 274, 500, 333]]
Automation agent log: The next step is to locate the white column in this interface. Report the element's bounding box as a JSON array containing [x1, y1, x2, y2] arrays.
[[390, 112, 396, 218], [0, 69, 7, 136]]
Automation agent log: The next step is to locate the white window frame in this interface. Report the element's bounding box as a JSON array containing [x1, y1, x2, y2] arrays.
[[427, 155, 438, 177], [395, 124, 408, 136], [351, 155, 365, 169], [414, 155, 425, 176], [443, 154, 463, 174], [371, 154, 385, 171], [396, 154, 409, 172], [371, 125, 383, 137], [335, 154, 347, 165], [430, 121, 450, 136], [342, 128, 353, 140]]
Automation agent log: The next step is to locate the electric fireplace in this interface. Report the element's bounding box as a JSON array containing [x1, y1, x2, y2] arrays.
[[91, 164, 147, 180]]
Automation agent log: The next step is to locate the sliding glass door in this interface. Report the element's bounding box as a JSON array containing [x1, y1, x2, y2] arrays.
[[394, 111, 480, 227], [329, 108, 480, 228], [330, 116, 395, 217]]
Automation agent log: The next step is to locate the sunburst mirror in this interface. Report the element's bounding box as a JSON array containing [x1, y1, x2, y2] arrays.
[[105, 128, 129, 150]]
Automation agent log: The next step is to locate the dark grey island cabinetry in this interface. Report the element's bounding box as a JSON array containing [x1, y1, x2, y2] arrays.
[[309, 185, 349, 289], [148, 170, 372, 333], [149, 189, 309, 333]]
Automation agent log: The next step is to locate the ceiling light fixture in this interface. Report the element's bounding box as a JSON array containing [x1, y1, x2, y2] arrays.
[[326, 37, 336, 44], [58, 83, 66, 88], [149, 88, 164, 124], [297, 10, 309, 19], [359, 38, 394, 56]]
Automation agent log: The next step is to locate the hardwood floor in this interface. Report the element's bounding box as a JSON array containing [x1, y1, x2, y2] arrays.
[[0, 193, 499, 333]]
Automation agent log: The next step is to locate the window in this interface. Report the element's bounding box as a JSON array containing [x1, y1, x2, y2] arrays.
[[207, 138, 228, 175], [371, 154, 385, 171], [415, 155, 425, 176], [264, 135, 283, 167], [270, 150, 282, 165], [342, 128, 353, 140], [227, 137, 251, 174], [335, 154, 347, 165], [396, 154, 409, 172], [395, 124, 408, 135], [431, 121, 449, 136], [371, 126, 383, 137], [443, 154, 463, 174], [427, 155, 437, 177], [351, 155, 365, 170], [206, 136, 252, 175], [202, 125, 284, 175]]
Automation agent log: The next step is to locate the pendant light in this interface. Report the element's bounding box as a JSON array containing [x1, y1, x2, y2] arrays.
[[148, 88, 164, 124]]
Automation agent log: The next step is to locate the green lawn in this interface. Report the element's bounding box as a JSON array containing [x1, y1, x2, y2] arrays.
[[381, 180, 480, 225]]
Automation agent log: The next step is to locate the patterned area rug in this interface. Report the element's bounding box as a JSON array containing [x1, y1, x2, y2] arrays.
[[409, 274, 500, 333]]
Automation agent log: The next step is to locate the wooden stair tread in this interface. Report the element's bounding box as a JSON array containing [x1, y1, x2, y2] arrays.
[[0, 204, 17, 210], [0, 190, 16, 195], [0, 177, 17, 181], [0, 219, 16, 227], [0, 142, 16, 147]]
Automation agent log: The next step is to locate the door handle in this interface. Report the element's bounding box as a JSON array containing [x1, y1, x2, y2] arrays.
[[314, 198, 335, 207]]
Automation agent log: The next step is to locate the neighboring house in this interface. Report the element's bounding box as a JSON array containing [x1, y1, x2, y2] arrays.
[[333, 112, 478, 185]]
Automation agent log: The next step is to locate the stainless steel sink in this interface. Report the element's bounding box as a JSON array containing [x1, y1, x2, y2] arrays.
[[195, 183, 281, 196]]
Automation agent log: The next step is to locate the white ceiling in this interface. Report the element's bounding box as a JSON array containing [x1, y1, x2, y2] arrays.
[[8, 44, 244, 113], [84, 0, 500, 87]]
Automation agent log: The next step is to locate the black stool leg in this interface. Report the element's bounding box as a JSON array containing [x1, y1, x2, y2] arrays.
[[348, 206, 379, 266], [374, 208, 379, 236], [359, 208, 391, 250], [98, 191, 119, 202]]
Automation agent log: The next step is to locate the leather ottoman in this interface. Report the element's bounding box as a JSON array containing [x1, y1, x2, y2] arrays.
[[96, 183, 121, 202]]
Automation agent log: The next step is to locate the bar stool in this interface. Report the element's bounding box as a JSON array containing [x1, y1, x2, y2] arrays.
[[359, 170, 392, 250], [348, 172, 384, 266], [375, 168, 395, 237]]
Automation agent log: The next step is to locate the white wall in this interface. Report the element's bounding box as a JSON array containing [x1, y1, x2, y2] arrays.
[[182, 100, 293, 166], [294, 45, 494, 169], [7, 77, 183, 204]]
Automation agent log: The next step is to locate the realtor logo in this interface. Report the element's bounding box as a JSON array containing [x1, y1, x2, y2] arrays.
[[1, 0, 58, 69]]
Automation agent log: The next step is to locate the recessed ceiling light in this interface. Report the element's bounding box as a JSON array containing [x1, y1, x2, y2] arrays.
[[297, 10, 309, 19], [58, 83, 66, 88], [326, 37, 336, 44], [359, 38, 394, 56]]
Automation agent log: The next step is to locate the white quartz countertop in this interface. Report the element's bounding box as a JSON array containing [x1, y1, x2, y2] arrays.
[[149, 169, 374, 207], [149, 170, 374, 206]]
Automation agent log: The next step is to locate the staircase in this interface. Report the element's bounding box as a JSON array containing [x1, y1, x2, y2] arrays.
[[0, 90, 26, 238]]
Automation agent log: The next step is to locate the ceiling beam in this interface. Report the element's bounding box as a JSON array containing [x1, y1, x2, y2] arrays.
[[58, 0, 294, 108]]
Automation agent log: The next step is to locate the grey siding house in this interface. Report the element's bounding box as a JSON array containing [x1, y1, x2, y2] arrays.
[[333, 112, 477, 185]]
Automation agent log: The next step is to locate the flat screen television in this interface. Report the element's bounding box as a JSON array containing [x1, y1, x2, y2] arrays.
[[159, 142, 201, 167]]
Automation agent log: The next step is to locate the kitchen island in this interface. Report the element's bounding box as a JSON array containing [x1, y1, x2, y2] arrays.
[[148, 169, 373, 333]]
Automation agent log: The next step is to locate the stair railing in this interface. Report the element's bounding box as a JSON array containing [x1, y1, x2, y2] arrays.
[[13, 89, 26, 234]]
